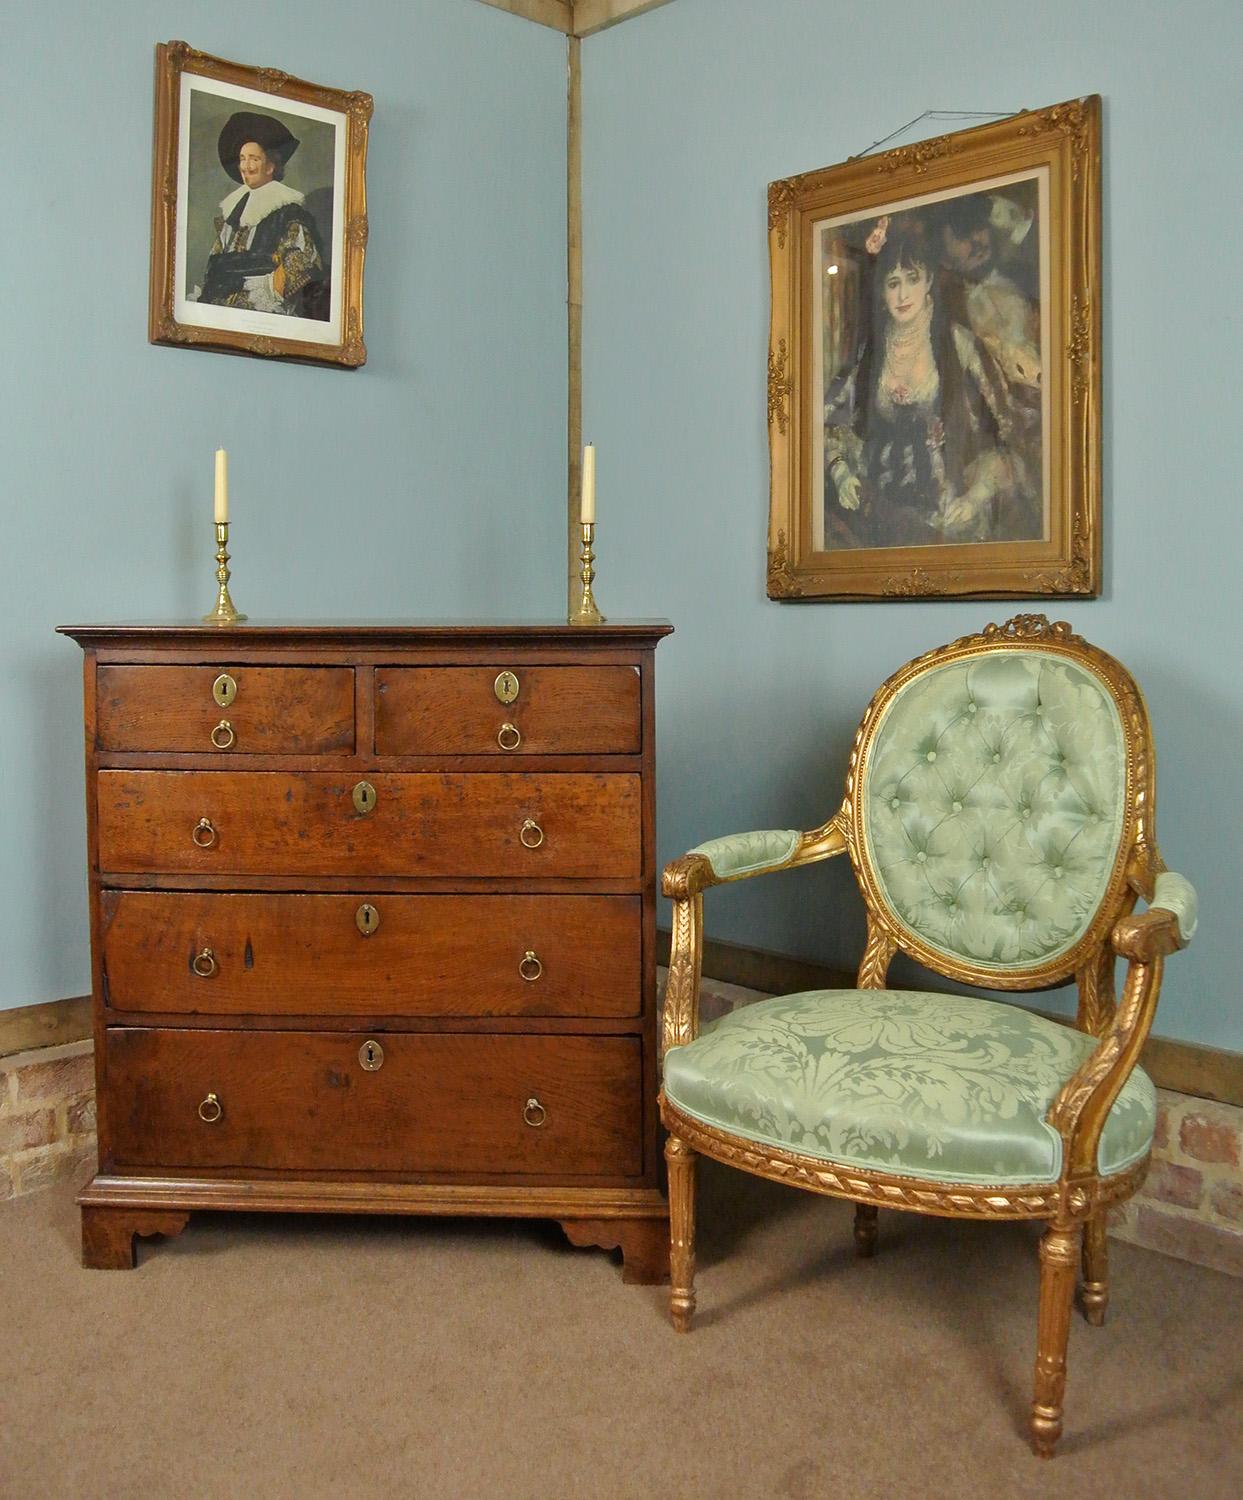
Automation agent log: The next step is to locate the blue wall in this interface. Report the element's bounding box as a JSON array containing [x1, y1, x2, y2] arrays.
[[0, 0, 568, 1010], [582, 0, 1243, 1049]]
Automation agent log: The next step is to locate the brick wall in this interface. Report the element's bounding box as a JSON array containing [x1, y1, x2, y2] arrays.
[[0, 1041, 96, 1199]]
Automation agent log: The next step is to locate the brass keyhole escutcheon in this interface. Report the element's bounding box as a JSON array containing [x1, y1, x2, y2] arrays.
[[494, 671, 520, 705], [359, 1039, 385, 1071], [212, 673, 238, 707], [352, 781, 377, 815], [356, 903, 380, 937]]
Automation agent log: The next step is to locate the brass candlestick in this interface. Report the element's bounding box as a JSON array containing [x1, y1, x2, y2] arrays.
[[569, 521, 606, 625], [203, 521, 247, 624]]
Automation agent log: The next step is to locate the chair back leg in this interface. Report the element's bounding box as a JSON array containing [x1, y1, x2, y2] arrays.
[[853, 1202, 878, 1257], [1031, 1220, 1083, 1457], [666, 1134, 698, 1332], [1080, 1213, 1109, 1326]]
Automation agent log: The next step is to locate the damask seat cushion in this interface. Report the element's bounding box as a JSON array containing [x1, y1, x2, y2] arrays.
[[663, 990, 1154, 1186]]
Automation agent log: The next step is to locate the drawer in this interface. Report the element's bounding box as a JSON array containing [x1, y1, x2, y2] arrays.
[[97, 771, 641, 878], [100, 891, 642, 1017], [96, 665, 355, 755], [104, 1028, 643, 1177], [375, 665, 640, 756]]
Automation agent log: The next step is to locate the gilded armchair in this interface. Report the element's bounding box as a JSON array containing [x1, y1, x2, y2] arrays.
[[659, 616, 1197, 1457]]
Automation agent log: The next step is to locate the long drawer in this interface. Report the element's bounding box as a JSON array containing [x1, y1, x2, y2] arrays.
[[97, 665, 355, 754], [104, 1028, 643, 1177], [374, 665, 640, 755], [100, 891, 642, 1017], [96, 771, 641, 878]]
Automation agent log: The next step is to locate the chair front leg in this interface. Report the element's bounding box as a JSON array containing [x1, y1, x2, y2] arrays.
[[1080, 1213, 1108, 1326], [853, 1202, 878, 1258], [1030, 1220, 1082, 1458], [666, 1133, 697, 1332]]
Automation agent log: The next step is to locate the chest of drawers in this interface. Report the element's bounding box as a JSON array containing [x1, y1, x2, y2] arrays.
[[60, 621, 672, 1279]]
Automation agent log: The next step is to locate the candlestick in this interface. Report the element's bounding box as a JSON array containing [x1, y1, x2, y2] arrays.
[[214, 449, 228, 524], [568, 521, 605, 626], [580, 443, 595, 524], [203, 521, 247, 624]]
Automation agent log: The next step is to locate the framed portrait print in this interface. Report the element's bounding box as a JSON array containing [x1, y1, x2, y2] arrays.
[[149, 41, 372, 369], [767, 97, 1101, 600]]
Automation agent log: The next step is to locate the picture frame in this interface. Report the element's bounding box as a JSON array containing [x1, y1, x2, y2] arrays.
[[766, 96, 1101, 601], [149, 40, 372, 369]]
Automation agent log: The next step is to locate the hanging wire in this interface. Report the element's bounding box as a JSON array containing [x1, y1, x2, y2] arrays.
[[849, 110, 1018, 161]]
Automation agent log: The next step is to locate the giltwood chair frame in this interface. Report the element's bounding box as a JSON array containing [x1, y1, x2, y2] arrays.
[[659, 615, 1193, 1457]]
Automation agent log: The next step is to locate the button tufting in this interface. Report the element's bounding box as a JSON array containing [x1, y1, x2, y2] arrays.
[[1020, 807, 1031, 819], [1052, 866, 1064, 879], [992, 752, 1001, 763], [981, 856, 990, 868], [915, 851, 927, 863], [952, 801, 963, 812], [967, 703, 978, 714], [926, 750, 937, 762], [890, 797, 901, 809]]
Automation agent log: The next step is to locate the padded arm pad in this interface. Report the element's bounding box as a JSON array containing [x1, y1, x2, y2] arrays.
[[1153, 871, 1198, 945], [688, 829, 801, 880]]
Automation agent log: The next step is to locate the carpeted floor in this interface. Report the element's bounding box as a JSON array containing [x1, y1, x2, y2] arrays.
[[3, 1165, 1241, 1499]]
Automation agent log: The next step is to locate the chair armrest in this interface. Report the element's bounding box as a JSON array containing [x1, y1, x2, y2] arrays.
[[1112, 871, 1197, 961], [662, 814, 848, 899], [1049, 871, 1196, 1180], [660, 811, 848, 1057]]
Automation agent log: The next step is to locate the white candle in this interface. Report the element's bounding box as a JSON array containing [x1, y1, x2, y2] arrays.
[[214, 449, 229, 525], [581, 444, 595, 524]]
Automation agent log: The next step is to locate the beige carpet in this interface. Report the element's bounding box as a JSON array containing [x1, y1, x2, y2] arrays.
[[3, 1165, 1241, 1500]]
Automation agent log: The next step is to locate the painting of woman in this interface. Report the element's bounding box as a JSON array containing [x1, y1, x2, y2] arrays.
[[822, 212, 1038, 550]]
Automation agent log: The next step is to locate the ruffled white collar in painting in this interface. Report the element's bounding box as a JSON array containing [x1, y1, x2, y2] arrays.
[[219, 180, 306, 228]]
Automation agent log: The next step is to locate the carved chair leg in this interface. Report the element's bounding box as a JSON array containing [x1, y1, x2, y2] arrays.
[[1080, 1213, 1109, 1326], [1030, 1221, 1082, 1458], [665, 1134, 697, 1332], [853, 1202, 878, 1258]]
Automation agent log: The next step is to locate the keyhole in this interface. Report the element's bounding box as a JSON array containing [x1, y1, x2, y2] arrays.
[[366, 1043, 375, 1064]]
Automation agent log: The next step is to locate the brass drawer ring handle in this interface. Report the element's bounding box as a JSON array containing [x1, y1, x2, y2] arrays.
[[192, 947, 218, 978], [519, 818, 544, 849], [211, 719, 236, 750], [497, 722, 522, 751], [523, 1096, 547, 1128], [192, 817, 218, 849], [519, 950, 543, 982], [198, 1092, 223, 1124]]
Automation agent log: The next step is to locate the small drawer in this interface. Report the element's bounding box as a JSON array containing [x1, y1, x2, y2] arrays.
[[96, 771, 641, 879], [96, 665, 355, 755], [101, 891, 643, 1018], [104, 1028, 643, 1177], [375, 666, 640, 756]]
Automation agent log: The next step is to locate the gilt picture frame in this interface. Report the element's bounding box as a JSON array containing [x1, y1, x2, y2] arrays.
[[149, 40, 372, 369], [767, 97, 1100, 601]]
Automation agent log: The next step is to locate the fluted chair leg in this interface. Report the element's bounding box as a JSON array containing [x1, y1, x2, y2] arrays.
[[666, 1134, 697, 1332], [1030, 1221, 1082, 1458], [1080, 1213, 1109, 1326], [853, 1202, 878, 1258]]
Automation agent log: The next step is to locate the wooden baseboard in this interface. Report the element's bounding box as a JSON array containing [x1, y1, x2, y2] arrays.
[[656, 930, 1243, 1109], [0, 996, 92, 1059]]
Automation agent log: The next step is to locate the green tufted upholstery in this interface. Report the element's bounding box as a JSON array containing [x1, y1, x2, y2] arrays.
[[664, 990, 1155, 1186], [863, 651, 1127, 970]]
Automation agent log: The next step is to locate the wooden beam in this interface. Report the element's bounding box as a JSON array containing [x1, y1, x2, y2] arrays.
[[0, 996, 93, 1059]]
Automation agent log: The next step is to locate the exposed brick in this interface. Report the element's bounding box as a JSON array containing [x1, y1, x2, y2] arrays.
[[12, 1044, 94, 1103], [1152, 1101, 1171, 1151], [1135, 1205, 1243, 1278], [0, 1158, 14, 1200], [66, 1093, 97, 1137], [1143, 1160, 1203, 1210], [1179, 1113, 1241, 1168], [1209, 1180, 1243, 1226], [14, 1140, 94, 1196], [0, 1108, 58, 1154]]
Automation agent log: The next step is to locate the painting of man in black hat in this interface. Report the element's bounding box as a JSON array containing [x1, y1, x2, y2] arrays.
[[189, 106, 331, 321]]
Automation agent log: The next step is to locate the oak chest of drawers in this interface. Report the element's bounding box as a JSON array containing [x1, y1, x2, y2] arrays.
[[60, 621, 673, 1278]]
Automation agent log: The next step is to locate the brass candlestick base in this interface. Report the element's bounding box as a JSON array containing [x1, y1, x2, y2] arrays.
[[203, 521, 247, 624], [569, 521, 606, 626]]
